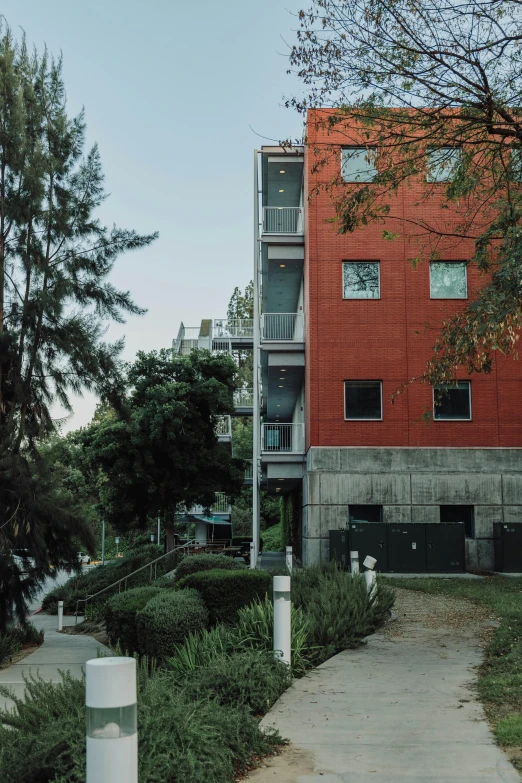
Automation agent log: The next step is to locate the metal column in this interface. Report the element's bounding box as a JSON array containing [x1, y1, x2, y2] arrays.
[[252, 150, 261, 568]]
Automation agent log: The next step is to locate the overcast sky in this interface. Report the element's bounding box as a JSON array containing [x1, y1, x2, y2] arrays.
[[1, 0, 304, 429]]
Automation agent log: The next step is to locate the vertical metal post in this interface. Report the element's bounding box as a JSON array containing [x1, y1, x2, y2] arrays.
[[101, 519, 106, 566], [273, 575, 291, 666], [157, 514, 161, 548], [57, 600, 63, 632], [252, 149, 261, 569], [350, 550, 360, 575], [286, 545, 293, 573]]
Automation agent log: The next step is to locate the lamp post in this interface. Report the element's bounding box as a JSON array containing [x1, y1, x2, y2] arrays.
[[86, 657, 138, 783], [273, 575, 291, 667], [363, 555, 377, 597], [350, 550, 360, 575], [285, 546, 293, 573], [57, 600, 63, 632]]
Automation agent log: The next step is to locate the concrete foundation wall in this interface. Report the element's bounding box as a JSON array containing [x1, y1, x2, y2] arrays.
[[302, 447, 522, 571]]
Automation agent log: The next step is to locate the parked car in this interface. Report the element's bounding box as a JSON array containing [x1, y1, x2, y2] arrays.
[[77, 552, 91, 565]]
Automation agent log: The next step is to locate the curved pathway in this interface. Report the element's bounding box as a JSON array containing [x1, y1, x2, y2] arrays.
[[250, 588, 520, 783]]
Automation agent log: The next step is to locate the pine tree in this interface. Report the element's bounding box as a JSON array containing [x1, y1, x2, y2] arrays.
[[0, 24, 157, 628]]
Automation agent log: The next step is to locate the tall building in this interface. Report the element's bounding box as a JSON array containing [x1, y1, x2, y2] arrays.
[[253, 111, 522, 572]]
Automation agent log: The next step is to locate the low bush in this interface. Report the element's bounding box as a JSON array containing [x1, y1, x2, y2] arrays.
[[178, 569, 271, 625], [174, 553, 244, 583], [181, 649, 291, 714], [137, 589, 208, 659], [168, 625, 236, 679], [292, 563, 395, 664], [0, 623, 44, 666], [261, 522, 284, 552], [105, 587, 162, 653], [0, 664, 283, 783]]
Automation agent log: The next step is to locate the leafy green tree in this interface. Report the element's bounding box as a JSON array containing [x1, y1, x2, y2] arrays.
[[0, 24, 156, 628], [79, 350, 245, 537], [289, 0, 522, 383], [227, 281, 253, 388]]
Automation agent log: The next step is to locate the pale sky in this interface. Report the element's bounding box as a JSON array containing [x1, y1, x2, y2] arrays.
[[1, 0, 304, 429]]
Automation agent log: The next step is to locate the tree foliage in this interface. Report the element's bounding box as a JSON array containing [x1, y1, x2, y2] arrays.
[[79, 349, 245, 532], [288, 0, 522, 382]]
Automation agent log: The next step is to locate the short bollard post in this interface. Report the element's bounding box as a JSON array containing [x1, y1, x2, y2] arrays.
[[57, 600, 63, 632], [249, 541, 256, 569], [86, 657, 138, 783], [350, 550, 359, 575], [273, 575, 291, 667], [363, 555, 377, 598], [286, 545, 293, 573]]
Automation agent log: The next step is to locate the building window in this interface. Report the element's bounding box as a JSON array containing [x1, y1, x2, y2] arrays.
[[433, 382, 471, 420], [426, 146, 462, 182], [440, 505, 474, 538], [511, 147, 522, 182], [342, 261, 380, 299], [345, 381, 382, 420], [341, 147, 378, 182], [430, 261, 467, 299], [349, 505, 383, 523]]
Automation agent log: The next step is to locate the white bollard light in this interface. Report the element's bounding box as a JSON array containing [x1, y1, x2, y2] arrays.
[[86, 657, 138, 783], [364, 569, 377, 597], [249, 541, 256, 569], [350, 550, 360, 575], [57, 600, 63, 632], [363, 555, 377, 570], [286, 545, 293, 573], [273, 575, 291, 667]]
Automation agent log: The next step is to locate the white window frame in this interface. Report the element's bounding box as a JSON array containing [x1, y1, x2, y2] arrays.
[[432, 381, 472, 422], [341, 146, 378, 183], [342, 261, 381, 300], [426, 146, 462, 183], [344, 380, 383, 421], [430, 261, 468, 300]]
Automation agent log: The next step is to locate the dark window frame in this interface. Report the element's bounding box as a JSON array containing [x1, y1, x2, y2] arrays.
[[440, 505, 474, 538], [433, 381, 472, 421], [344, 380, 383, 421]]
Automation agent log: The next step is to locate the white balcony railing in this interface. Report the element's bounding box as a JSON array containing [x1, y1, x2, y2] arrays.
[[243, 460, 254, 480], [213, 319, 254, 339], [262, 423, 305, 453], [234, 388, 254, 408], [212, 339, 232, 355], [173, 325, 211, 355], [189, 492, 231, 516], [215, 415, 232, 437], [261, 313, 304, 341], [263, 207, 303, 235]]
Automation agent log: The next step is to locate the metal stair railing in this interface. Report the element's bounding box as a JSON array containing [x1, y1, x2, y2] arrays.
[[74, 539, 197, 623]]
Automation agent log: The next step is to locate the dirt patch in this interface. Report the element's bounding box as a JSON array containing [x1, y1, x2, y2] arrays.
[[60, 619, 109, 646], [242, 744, 316, 782], [0, 643, 41, 670], [383, 586, 495, 634]]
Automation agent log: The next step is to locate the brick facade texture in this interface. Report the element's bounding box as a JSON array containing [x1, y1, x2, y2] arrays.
[[305, 110, 522, 449]]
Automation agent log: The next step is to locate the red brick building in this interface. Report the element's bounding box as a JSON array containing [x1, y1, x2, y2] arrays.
[[253, 110, 522, 572]]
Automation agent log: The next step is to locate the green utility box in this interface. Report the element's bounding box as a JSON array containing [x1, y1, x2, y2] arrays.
[[388, 524, 426, 572], [329, 530, 349, 569], [426, 523, 465, 572], [347, 522, 388, 572], [493, 523, 522, 572]]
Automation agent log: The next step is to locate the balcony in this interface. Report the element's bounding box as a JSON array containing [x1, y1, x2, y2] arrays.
[[233, 388, 254, 411], [173, 325, 211, 355], [262, 423, 305, 453], [263, 207, 303, 235], [215, 415, 232, 441], [261, 313, 304, 342], [189, 492, 231, 517], [243, 459, 254, 483], [213, 319, 254, 339]]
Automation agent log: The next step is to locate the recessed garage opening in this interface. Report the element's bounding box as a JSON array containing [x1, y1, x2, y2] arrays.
[[440, 505, 474, 538]]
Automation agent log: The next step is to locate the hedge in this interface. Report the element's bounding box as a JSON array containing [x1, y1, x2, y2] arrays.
[[177, 569, 271, 625], [174, 553, 244, 583], [104, 587, 162, 653], [136, 589, 208, 660]]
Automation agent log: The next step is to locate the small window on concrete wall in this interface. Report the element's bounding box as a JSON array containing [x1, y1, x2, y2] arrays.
[[440, 505, 474, 538], [433, 381, 471, 420], [343, 261, 380, 299], [349, 505, 383, 523], [345, 381, 382, 420]]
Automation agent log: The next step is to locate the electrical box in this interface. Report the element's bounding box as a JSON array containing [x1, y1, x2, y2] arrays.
[[388, 524, 426, 572], [425, 523, 465, 572], [347, 522, 388, 572], [493, 523, 522, 573], [329, 530, 349, 569]]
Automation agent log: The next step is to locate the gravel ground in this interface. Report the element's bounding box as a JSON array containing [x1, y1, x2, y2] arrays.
[[384, 586, 496, 634]]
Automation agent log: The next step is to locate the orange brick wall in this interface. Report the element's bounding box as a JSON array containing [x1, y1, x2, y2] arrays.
[[305, 111, 522, 449]]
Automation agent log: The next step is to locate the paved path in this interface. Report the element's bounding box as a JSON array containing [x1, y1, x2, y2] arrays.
[[0, 613, 110, 712], [252, 589, 521, 783]]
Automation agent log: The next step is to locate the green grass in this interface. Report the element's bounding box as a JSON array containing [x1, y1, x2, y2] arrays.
[[383, 576, 522, 762]]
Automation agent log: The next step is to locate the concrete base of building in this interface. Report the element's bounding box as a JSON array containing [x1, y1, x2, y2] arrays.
[[301, 446, 522, 571]]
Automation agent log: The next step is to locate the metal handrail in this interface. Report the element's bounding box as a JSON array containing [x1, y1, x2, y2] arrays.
[[74, 539, 197, 623]]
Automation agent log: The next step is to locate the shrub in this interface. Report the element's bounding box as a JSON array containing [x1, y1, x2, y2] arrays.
[[261, 522, 284, 552], [136, 589, 208, 660], [0, 665, 283, 783], [0, 623, 44, 665], [181, 650, 291, 714], [174, 553, 244, 583], [104, 587, 162, 653], [168, 625, 237, 679], [292, 563, 395, 664], [178, 569, 271, 625]]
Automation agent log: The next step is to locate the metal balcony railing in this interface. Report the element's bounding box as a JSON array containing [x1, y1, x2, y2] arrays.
[[189, 492, 231, 515], [215, 415, 232, 437], [243, 459, 254, 480], [173, 326, 211, 355], [261, 313, 304, 341], [262, 423, 305, 453], [234, 388, 254, 408], [212, 339, 232, 355], [263, 207, 303, 234], [213, 319, 254, 338]]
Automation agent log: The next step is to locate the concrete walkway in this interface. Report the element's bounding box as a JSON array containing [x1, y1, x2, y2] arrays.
[[0, 613, 110, 712], [254, 589, 520, 783]]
